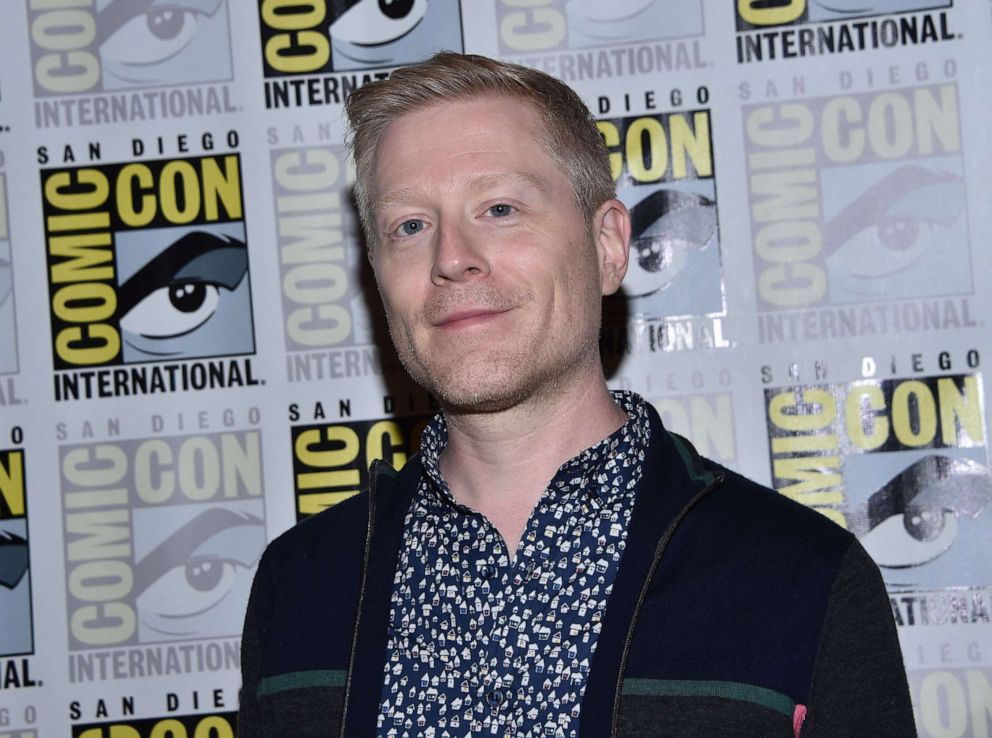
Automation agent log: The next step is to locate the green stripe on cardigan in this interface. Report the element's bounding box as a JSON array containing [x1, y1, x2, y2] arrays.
[[622, 678, 795, 716], [258, 669, 347, 696]]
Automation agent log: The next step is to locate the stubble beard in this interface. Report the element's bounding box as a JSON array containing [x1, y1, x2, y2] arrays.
[[387, 284, 603, 415]]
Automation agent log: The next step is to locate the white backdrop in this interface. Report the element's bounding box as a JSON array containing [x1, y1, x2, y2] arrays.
[[0, 1, 989, 735]]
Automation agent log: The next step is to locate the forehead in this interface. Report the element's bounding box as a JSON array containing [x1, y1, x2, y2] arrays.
[[371, 96, 555, 192]]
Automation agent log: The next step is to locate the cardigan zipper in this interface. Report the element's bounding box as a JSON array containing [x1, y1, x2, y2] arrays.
[[339, 460, 379, 737], [609, 472, 725, 737]]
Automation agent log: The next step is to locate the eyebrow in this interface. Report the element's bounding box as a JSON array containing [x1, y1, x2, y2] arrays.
[[373, 171, 546, 216], [117, 230, 248, 315], [133, 507, 264, 598], [822, 165, 960, 256], [97, 0, 224, 46]]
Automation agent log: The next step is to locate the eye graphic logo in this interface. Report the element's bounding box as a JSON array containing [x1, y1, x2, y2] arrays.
[[744, 84, 965, 312], [626, 189, 717, 299], [0, 449, 32, 657], [133, 506, 264, 642], [766, 374, 988, 590], [258, 0, 463, 76], [565, 0, 702, 46], [28, 0, 234, 97], [855, 455, 991, 589], [0, 173, 16, 375], [597, 111, 722, 322], [497, 0, 702, 54], [821, 162, 969, 304], [115, 225, 251, 362], [42, 155, 254, 370], [61, 431, 264, 650]]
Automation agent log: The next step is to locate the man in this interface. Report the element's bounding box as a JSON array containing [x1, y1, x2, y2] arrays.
[[238, 53, 915, 737]]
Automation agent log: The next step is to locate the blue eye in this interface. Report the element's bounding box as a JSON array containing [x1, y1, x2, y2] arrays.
[[398, 219, 426, 236], [488, 204, 515, 218]]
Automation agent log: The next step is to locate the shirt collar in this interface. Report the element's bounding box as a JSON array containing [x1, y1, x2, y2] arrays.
[[417, 390, 651, 510]]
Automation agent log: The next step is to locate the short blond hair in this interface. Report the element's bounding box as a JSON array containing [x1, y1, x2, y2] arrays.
[[345, 51, 615, 248]]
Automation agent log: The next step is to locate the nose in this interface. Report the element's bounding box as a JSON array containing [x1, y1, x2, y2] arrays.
[[430, 218, 490, 286]]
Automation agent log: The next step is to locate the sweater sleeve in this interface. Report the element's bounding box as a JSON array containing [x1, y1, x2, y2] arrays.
[[237, 559, 266, 738], [802, 540, 917, 737]]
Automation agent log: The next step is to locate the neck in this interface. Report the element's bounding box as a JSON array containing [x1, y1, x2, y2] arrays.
[[438, 370, 628, 556]]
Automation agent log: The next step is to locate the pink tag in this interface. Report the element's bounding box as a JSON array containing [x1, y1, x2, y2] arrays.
[[793, 704, 808, 737]]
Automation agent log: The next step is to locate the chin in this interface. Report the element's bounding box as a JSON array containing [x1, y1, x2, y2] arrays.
[[409, 351, 582, 416], [435, 383, 532, 415], [413, 365, 530, 414], [392, 321, 598, 414]]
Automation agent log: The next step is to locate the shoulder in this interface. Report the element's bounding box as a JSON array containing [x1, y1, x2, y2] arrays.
[[717, 463, 853, 553], [255, 456, 421, 583], [665, 428, 855, 565], [249, 491, 373, 630], [260, 490, 371, 571]]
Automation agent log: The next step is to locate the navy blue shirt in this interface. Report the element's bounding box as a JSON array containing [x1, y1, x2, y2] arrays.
[[378, 392, 650, 737]]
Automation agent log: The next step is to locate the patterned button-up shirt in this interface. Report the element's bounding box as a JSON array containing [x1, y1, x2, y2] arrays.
[[378, 391, 650, 738]]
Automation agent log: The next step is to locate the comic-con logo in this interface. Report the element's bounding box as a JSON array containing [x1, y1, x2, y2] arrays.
[[735, 0, 955, 62], [291, 416, 424, 519], [41, 151, 254, 372], [0, 446, 32, 657], [736, 0, 951, 29], [28, 0, 232, 96], [27, 0, 233, 97], [0, 172, 16, 376], [73, 712, 235, 738], [744, 83, 968, 313], [765, 372, 988, 590], [258, 0, 463, 76], [496, 0, 703, 54], [271, 145, 371, 351], [596, 107, 720, 322], [61, 430, 265, 650]]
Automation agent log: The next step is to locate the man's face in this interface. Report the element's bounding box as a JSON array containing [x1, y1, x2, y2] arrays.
[[371, 96, 623, 413]]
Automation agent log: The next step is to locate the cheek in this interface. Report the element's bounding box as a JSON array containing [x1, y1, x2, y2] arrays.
[[375, 268, 414, 316], [557, 247, 602, 308]]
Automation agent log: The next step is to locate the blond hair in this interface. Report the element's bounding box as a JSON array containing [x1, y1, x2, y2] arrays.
[[345, 52, 615, 248]]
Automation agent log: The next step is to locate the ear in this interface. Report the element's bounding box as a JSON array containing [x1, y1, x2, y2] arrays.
[[592, 199, 631, 296]]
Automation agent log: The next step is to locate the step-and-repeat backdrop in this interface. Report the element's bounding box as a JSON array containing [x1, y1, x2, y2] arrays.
[[0, 1, 989, 735]]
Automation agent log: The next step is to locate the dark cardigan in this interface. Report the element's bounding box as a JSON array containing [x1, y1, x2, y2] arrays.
[[238, 404, 915, 737]]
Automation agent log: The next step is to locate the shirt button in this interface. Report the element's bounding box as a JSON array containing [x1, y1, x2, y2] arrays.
[[481, 564, 497, 579], [487, 689, 504, 706]]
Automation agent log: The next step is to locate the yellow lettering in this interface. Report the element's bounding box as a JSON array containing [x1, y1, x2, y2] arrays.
[[670, 112, 712, 179], [159, 161, 201, 224], [738, 0, 806, 25], [45, 169, 109, 211], [845, 384, 889, 450], [891, 380, 937, 447], [938, 376, 985, 447], [116, 164, 156, 227], [0, 451, 25, 517], [201, 155, 242, 221], [500, 9, 566, 51], [52, 281, 116, 323], [55, 323, 120, 365], [70, 602, 135, 646]]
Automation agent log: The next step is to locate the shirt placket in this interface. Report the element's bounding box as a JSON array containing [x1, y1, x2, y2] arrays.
[[454, 512, 510, 734], [385, 395, 647, 738]]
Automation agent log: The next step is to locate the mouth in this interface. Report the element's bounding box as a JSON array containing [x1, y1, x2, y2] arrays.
[[432, 307, 513, 329]]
